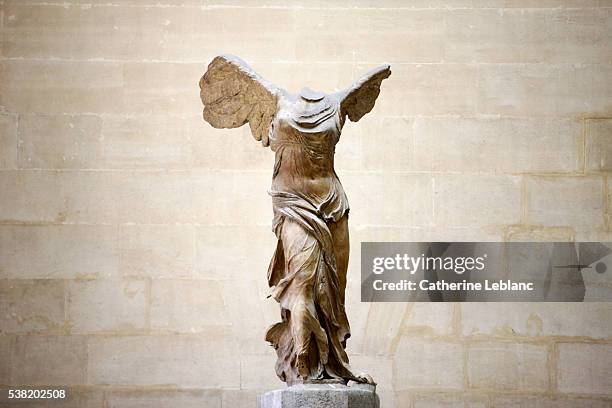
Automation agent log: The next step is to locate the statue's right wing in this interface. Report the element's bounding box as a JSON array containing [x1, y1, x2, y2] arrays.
[[199, 55, 281, 147], [333, 64, 391, 123]]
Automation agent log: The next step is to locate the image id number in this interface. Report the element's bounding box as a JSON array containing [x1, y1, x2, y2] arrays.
[[8, 389, 66, 399]]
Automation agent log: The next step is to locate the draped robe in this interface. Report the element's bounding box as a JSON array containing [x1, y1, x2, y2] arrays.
[[198, 54, 390, 385], [264, 93, 356, 384]]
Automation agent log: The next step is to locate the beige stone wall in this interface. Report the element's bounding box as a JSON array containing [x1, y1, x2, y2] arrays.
[[0, 1, 611, 407]]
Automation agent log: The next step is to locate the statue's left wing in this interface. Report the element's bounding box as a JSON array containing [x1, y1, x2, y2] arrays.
[[333, 64, 391, 123], [199, 54, 281, 147]]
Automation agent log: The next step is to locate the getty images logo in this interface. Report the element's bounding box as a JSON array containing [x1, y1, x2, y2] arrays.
[[372, 253, 488, 275]]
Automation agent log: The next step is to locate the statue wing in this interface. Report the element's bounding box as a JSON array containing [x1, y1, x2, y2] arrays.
[[334, 65, 391, 123], [199, 54, 281, 147]]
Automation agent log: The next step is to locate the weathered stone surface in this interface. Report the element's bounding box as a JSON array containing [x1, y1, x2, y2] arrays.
[[525, 176, 604, 229], [411, 393, 488, 408], [67, 279, 148, 333], [0, 114, 18, 169], [393, 338, 464, 390], [0, 169, 265, 225], [150, 279, 229, 332], [3, 4, 212, 61], [0, 280, 65, 333], [0, 225, 119, 279], [357, 117, 413, 172], [443, 8, 611, 63], [105, 389, 222, 408], [608, 177, 612, 231], [123, 62, 205, 115], [491, 395, 612, 408], [195, 226, 276, 280], [477, 63, 612, 117], [344, 173, 433, 227], [17, 114, 104, 169], [342, 280, 372, 354], [0, 60, 125, 114], [558, 343, 612, 395], [462, 303, 612, 339], [505, 226, 574, 242], [361, 303, 407, 355], [240, 353, 284, 390], [402, 303, 455, 336], [258, 383, 379, 408], [193, 125, 275, 170], [375, 63, 479, 116], [17, 113, 199, 170], [434, 174, 521, 227], [120, 224, 196, 279], [467, 342, 549, 391], [0, 171, 199, 224], [193, 171, 272, 226], [346, 355, 393, 408], [220, 279, 276, 354], [0, 336, 12, 384], [87, 334, 240, 387], [222, 389, 262, 408], [413, 117, 582, 173], [11, 335, 87, 385], [295, 9, 445, 64], [586, 119, 612, 172]]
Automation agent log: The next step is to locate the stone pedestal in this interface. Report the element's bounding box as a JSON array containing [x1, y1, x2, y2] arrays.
[[257, 382, 379, 408]]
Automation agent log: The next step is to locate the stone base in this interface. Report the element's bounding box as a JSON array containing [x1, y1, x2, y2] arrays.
[[257, 382, 379, 408]]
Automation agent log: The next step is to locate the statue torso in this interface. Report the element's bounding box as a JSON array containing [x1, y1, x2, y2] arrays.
[[269, 90, 349, 222]]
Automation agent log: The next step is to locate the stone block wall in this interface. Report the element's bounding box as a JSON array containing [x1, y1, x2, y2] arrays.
[[0, 1, 611, 407]]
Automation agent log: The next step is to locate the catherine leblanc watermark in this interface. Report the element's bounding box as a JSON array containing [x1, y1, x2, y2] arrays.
[[361, 242, 612, 302]]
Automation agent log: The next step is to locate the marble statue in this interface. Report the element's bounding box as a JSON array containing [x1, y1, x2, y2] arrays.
[[199, 55, 391, 386]]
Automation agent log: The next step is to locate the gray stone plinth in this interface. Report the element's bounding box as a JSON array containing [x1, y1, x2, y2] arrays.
[[257, 382, 379, 408]]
